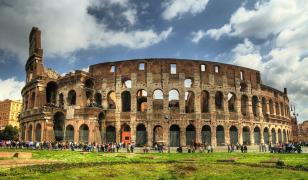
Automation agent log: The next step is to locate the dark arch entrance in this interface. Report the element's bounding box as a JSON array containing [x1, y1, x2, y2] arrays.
[[46, 81, 58, 104], [35, 124, 41, 142], [153, 125, 163, 145], [186, 124, 196, 146], [271, 128, 276, 144], [121, 124, 131, 144], [243, 127, 250, 145], [169, 125, 180, 147], [254, 127, 261, 145], [278, 129, 282, 143], [79, 124, 89, 143], [264, 128, 269, 144], [136, 124, 147, 147], [216, 125, 225, 146], [53, 112, 65, 141], [106, 126, 116, 143], [65, 125, 74, 142], [201, 125, 211, 145], [28, 125, 33, 141], [229, 126, 238, 145]]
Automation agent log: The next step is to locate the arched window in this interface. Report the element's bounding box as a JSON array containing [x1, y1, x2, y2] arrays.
[[262, 97, 267, 115], [228, 93, 236, 112], [35, 124, 41, 142], [216, 125, 225, 146], [67, 90, 76, 106], [201, 91, 210, 113], [252, 96, 259, 117], [169, 89, 179, 110], [254, 127, 261, 145], [136, 124, 147, 147], [186, 124, 196, 146], [65, 125, 74, 142], [122, 78, 132, 88], [263, 127, 269, 144], [107, 91, 116, 109], [28, 125, 33, 141], [185, 91, 195, 113], [229, 126, 238, 144], [275, 102, 280, 116], [241, 95, 248, 116], [53, 112, 65, 141], [269, 99, 274, 114], [242, 126, 250, 145], [46, 81, 58, 104], [201, 125, 211, 144], [170, 125, 180, 147], [79, 124, 89, 143], [153, 89, 163, 110], [215, 91, 223, 110], [240, 82, 247, 92], [184, 78, 193, 88], [94, 93, 102, 106], [136, 89, 147, 112], [121, 91, 131, 112]]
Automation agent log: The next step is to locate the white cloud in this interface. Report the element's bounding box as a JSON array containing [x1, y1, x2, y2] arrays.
[[0, 77, 24, 101], [162, 0, 209, 20], [0, 0, 172, 64], [205, 24, 231, 40], [191, 30, 206, 43]]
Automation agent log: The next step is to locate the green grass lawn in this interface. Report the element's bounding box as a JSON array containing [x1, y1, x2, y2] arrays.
[[0, 149, 307, 179]]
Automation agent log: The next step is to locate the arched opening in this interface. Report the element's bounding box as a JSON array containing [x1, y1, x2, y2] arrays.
[[242, 126, 250, 145], [201, 125, 211, 144], [153, 125, 163, 145], [106, 126, 116, 143], [94, 93, 102, 107], [65, 125, 74, 142], [46, 81, 58, 104], [228, 93, 236, 112], [254, 127, 261, 145], [137, 89, 148, 112], [169, 125, 180, 147], [252, 96, 259, 117], [271, 128, 276, 144], [269, 99, 274, 114], [216, 125, 225, 146], [169, 89, 179, 110], [280, 103, 284, 116], [241, 95, 248, 116], [153, 89, 164, 110], [98, 112, 105, 131], [184, 78, 193, 88], [59, 93, 64, 107], [215, 91, 223, 110], [201, 90, 210, 113], [229, 126, 238, 145], [121, 91, 131, 112], [185, 91, 195, 113], [21, 125, 26, 141], [278, 129, 282, 143], [262, 97, 267, 115], [264, 127, 269, 144], [283, 129, 287, 143], [35, 124, 41, 142], [122, 78, 132, 88], [53, 112, 65, 141], [240, 82, 247, 92], [67, 90, 76, 106], [28, 125, 33, 141], [79, 124, 89, 143], [85, 79, 94, 106], [107, 91, 116, 109], [136, 124, 147, 147], [121, 124, 131, 144], [31, 92, 35, 108], [186, 124, 196, 146], [275, 102, 280, 116]]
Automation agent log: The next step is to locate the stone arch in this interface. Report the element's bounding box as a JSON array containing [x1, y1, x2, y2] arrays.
[[228, 92, 236, 112], [215, 91, 223, 110], [35, 123, 41, 142], [242, 126, 250, 145], [241, 95, 248, 116], [169, 89, 180, 110], [65, 125, 74, 142], [169, 124, 180, 147], [263, 127, 269, 144], [254, 126, 261, 145], [121, 123, 131, 144], [216, 125, 225, 146], [46, 81, 58, 104], [94, 93, 102, 106], [67, 90, 76, 106], [153, 125, 163, 145], [106, 125, 116, 143], [121, 91, 131, 112], [58, 93, 64, 107], [229, 126, 238, 145], [28, 124, 33, 141], [153, 89, 164, 110], [137, 89, 148, 112], [186, 124, 196, 146], [278, 128, 282, 143], [79, 124, 89, 143], [107, 91, 116, 109], [252, 96, 259, 117], [271, 128, 276, 144], [262, 97, 267, 115], [269, 99, 274, 114], [136, 124, 147, 147], [283, 129, 287, 143], [53, 112, 65, 141], [201, 125, 211, 144], [185, 91, 195, 113], [201, 90, 210, 113]]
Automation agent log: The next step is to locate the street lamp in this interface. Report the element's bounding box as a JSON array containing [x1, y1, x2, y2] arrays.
[[164, 115, 171, 153]]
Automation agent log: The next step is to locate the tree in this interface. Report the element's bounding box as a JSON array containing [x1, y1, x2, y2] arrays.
[[0, 125, 19, 141]]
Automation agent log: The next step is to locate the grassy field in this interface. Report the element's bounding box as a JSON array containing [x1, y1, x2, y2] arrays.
[[0, 149, 307, 179]]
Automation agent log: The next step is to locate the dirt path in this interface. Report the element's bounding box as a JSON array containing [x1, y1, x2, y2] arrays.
[[0, 159, 61, 168]]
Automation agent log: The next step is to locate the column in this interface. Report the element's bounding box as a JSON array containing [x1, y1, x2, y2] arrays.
[[180, 126, 186, 147], [225, 126, 230, 145], [195, 124, 201, 144], [250, 129, 254, 145], [147, 124, 153, 147], [238, 126, 243, 145], [260, 128, 264, 144], [211, 126, 216, 146]]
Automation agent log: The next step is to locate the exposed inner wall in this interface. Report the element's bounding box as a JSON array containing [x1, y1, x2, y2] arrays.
[[19, 28, 294, 147]]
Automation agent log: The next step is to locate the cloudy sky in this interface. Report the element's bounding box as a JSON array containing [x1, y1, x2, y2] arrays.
[[0, 0, 307, 122]]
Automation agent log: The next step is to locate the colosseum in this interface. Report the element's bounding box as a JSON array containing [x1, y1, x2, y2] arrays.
[[19, 27, 295, 147]]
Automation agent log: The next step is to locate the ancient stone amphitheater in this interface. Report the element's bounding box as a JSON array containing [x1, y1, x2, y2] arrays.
[[20, 27, 294, 147]]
